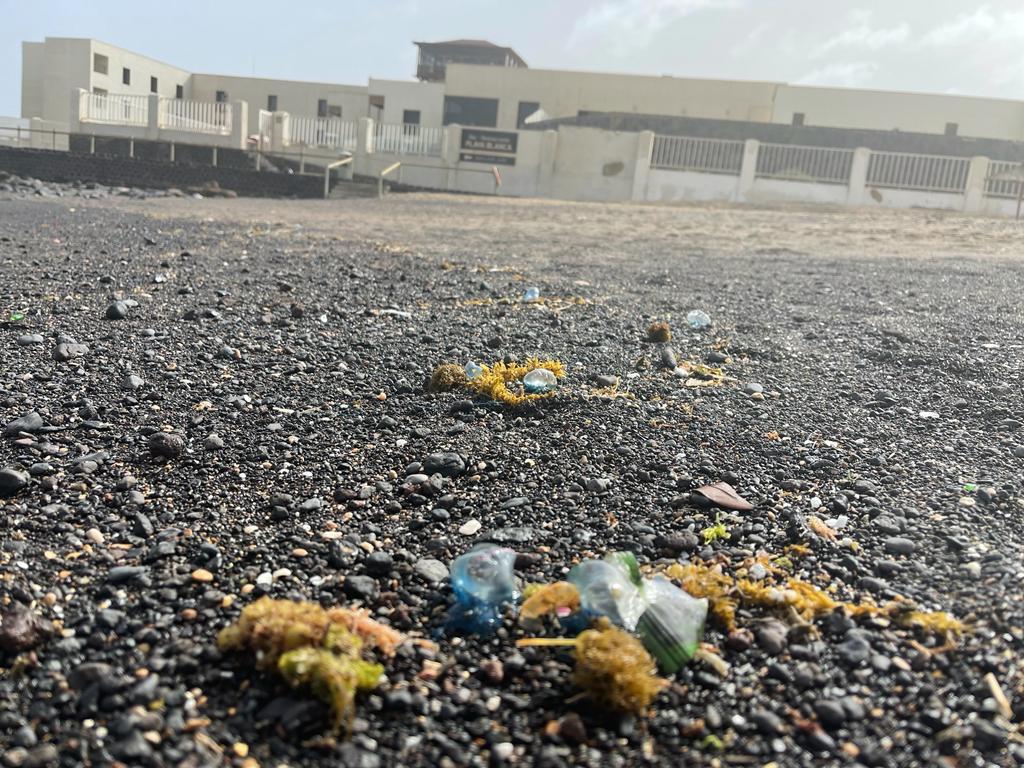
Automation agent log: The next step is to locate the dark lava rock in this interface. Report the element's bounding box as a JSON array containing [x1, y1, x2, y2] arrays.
[[0, 604, 52, 653], [883, 536, 916, 556], [148, 432, 185, 459], [53, 342, 89, 362], [0, 468, 29, 497], [343, 575, 380, 602], [422, 452, 466, 477], [364, 551, 394, 576], [105, 300, 130, 320], [4, 411, 43, 437]]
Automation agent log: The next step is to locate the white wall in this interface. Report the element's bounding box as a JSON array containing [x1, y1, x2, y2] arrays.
[[190, 74, 367, 136], [749, 177, 848, 205], [774, 84, 1024, 141], [444, 65, 780, 130], [645, 168, 737, 203], [549, 125, 640, 201], [21, 38, 92, 124], [367, 79, 444, 127]]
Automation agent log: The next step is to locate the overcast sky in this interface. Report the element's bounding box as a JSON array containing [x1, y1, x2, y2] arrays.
[[4, 0, 1024, 116]]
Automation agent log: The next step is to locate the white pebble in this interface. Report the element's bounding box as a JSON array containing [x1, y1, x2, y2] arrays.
[[459, 519, 482, 536]]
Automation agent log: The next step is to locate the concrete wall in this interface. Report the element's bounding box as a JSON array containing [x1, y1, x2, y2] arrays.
[[773, 85, 1024, 142], [190, 74, 368, 136], [368, 79, 444, 127], [444, 65, 780, 131], [549, 125, 641, 201], [21, 38, 92, 124], [645, 168, 737, 203]]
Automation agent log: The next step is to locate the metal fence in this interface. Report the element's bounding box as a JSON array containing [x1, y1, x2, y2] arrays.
[[984, 160, 1024, 199], [373, 123, 444, 156], [755, 142, 854, 184], [867, 151, 970, 193], [650, 135, 744, 174], [79, 93, 149, 127], [287, 117, 358, 150], [158, 98, 231, 135]]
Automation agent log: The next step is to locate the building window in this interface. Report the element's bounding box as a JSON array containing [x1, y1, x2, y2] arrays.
[[517, 101, 540, 128], [317, 99, 328, 117], [93, 53, 108, 75], [92, 87, 108, 96], [792, 112, 805, 127], [945, 122, 958, 136], [443, 95, 499, 127], [122, 67, 131, 85], [150, 76, 158, 93], [403, 109, 420, 125], [215, 90, 227, 103], [328, 105, 342, 117], [176, 84, 184, 99], [267, 94, 278, 111]]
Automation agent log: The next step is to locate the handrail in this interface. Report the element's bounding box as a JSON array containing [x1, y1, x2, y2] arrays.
[[378, 161, 401, 199], [323, 156, 353, 199]]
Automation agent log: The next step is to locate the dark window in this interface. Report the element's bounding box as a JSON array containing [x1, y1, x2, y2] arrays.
[[792, 112, 805, 127], [402, 109, 421, 125], [317, 99, 328, 117], [92, 87, 108, 96], [175, 84, 184, 99], [93, 53, 108, 75], [215, 90, 227, 103], [328, 105, 342, 117], [945, 122, 958, 136], [443, 95, 499, 127], [517, 101, 540, 128], [267, 94, 278, 111], [122, 67, 131, 85], [150, 76, 158, 93]]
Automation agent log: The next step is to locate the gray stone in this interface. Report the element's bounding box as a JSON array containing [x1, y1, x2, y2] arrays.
[[3, 412, 43, 437], [413, 558, 449, 583], [883, 536, 915, 556], [0, 468, 29, 497]]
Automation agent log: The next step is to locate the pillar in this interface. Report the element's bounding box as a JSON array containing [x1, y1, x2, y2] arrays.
[[963, 156, 989, 213], [736, 139, 759, 203], [69, 88, 85, 134], [146, 93, 160, 140], [230, 101, 248, 149], [631, 130, 655, 202], [537, 130, 558, 198], [443, 124, 461, 191], [270, 111, 289, 153], [847, 147, 871, 205]]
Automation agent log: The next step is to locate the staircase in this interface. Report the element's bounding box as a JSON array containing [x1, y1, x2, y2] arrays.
[[328, 178, 380, 199]]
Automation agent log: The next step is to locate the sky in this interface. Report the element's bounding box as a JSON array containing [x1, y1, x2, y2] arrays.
[[4, 0, 1024, 116]]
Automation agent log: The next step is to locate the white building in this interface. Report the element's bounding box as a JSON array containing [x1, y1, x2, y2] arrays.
[[21, 35, 1024, 143]]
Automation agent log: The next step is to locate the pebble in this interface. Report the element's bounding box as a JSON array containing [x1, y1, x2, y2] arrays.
[[458, 519, 482, 536], [413, 558, 449, 583], [883, 536, 915, 556], [105, 300, 130, 320], [191, 568, 214, 582], [148, 432, 185, 459], [0, 468, 29, 497], [15, 334, 44, 346]]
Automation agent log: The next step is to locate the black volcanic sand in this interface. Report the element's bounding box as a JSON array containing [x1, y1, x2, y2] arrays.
[[1, 192, 1023, 768]]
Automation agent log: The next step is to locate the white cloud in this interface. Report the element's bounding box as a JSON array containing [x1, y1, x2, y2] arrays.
[[569, 0, 742, 54], [811, 10, 910, 57], [795, 61, 878, 88], [921, 6, 1024, 46]]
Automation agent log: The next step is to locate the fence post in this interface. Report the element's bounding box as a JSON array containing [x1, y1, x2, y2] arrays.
[[90, 134, 95, 154], [129, 138, 135, 159], [147, 94, 161, 140], [847, 147, 871, 205], [736, 139, 759, 203], [963, 156, 989, 213], [357, 117, 374, 154], [631, 130, 655, 202], [299, 146, 305, 174], [169, 142, 175, 163], [230, 101, 248, 150], [212, 146, 218, 167]]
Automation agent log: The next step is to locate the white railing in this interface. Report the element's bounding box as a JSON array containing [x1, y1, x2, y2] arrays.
[[984, 160, 1024, 199], [158, 98, 231, 135], [373, 123, 443, 156], [651, 135, 744, 175], [867, 151, 969, 193], [756, 143, 854, 184], [79, 93, 149, 127], [286, 116, 357, 150]]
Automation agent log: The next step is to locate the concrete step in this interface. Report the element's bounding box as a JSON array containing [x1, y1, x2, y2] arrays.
[[328, 180, 379, 199]]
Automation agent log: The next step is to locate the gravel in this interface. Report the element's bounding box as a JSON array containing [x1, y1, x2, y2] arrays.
[[0, 193, 1022, 767]]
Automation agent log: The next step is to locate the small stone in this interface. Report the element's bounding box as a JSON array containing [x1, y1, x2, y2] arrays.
[[423, 452, 466, 477], [53, 342, 89, 362], [148, 432, 185, 459], [558, 712, 587, 744], [191, 568, 214, 583], [492, 742, 514, 761], [203, 433, 225, 451], [121, 374, 145, 390], [3, 411, 43, 437], [0, 604, 52, 653], [364, 551, 393, 576], [458, 519, 482, 536], [105, 301, 130, 320], [343, 575, 379, 602], [413, 558, 449, 583], [883, 537, 915, 556], [585, 478, 611, 493], [15, 334, 44, 346], [0, 468, 29, 497], [814, 700, 847, 729]]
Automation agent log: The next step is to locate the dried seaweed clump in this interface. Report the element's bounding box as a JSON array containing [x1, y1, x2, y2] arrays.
[[647, 321, 672, 343], [518, 622, 665, 715], [428, 363, 468, 393], [520, 581, 580, 620], [218, 597, 406, 732], [664, 562, 964, 646], [700, 513, 730, 545], [465, 358, 566, 406]]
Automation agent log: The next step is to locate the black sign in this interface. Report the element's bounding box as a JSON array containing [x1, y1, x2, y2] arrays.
[[459, 152, 516, 166], [461, 128, 518, 155]]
